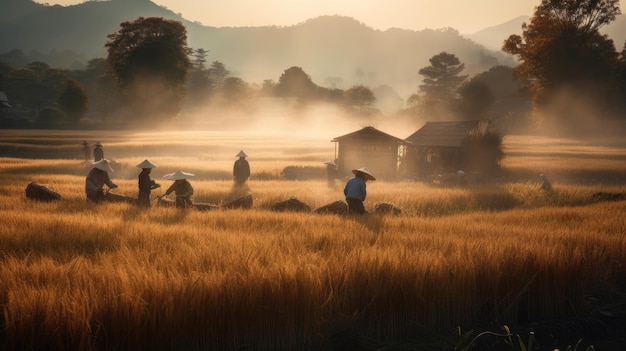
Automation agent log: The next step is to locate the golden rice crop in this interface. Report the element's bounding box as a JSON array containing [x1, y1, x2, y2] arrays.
[[1, 131, 625, 350]]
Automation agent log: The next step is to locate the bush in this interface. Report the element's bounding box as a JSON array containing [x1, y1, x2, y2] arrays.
[[461, 127, 504, 175]]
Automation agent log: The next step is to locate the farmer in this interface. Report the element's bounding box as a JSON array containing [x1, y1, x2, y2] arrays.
[[136, 159, 161, 208], [162, 170, 195, 208], [233, 150, 250, 186], [93, 141, 104, 162], [81, 141, 90, 162], [343, 167, 376, 215], [85, 159, 118, 203]]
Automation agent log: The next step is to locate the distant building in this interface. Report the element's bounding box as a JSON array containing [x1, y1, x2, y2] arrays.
[[403, 120, 486, 176], [331, 126, 405, 180]]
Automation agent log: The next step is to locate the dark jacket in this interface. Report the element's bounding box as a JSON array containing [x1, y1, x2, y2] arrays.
[[233, 158, 250, 184]]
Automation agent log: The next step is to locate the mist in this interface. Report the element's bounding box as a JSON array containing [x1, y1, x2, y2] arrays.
[[169, 95, 422, 142], [531, 86, 626, 142]]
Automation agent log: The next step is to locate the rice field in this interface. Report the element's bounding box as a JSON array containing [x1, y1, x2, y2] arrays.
[[0, 129, 625, 350]]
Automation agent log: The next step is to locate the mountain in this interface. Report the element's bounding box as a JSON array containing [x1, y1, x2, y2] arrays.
[[1, 0, 514, 97], [467, 14, 626, 53], [0, 0, 206, 62], [467, 16, 529, 51]]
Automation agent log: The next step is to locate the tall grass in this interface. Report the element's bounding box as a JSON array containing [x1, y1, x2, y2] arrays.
[[1, 131, 626, 350]]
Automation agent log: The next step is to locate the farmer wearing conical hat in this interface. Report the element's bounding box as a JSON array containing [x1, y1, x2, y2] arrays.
[[343, 167, 376, 215], [136, 159, 161, 208], [233, 150, 250, 186], [162, 170, 195, 208], [85, 159, 118, 203], [93, 141, 104, 162]]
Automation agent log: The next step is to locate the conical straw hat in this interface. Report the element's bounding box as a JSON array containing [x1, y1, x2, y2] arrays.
[[236, 150, 248, 157], [352, 167, 376, 180], [92, 159, 114, 173], [163, 170, 194, 180], [136, 159, 158, 169]]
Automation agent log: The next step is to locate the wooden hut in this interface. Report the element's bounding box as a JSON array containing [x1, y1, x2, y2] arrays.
[[403, 120, 484, 176], [331, 126, 405, 180]]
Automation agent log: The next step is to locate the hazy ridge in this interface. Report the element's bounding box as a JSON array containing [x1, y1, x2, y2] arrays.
[[2, 0, 624, 97]]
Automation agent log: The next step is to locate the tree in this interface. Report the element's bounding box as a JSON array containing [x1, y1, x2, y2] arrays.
[[456, 79, 495, 120], [417, 52, 468, 120], [343, 85, 378, 117], [190, 48, 209, 71], [466, 66, 532, 132], [221, 77, 251, 103], [207, 61, 230, 90], [186, 49, 211, 107], [260, 79, 276, 96], [275, 66, 320, 100], [105, 17, 191, 121], [502, 0, 622, 130], [5, 62, 71, 114], [58, 79, 88, 124]]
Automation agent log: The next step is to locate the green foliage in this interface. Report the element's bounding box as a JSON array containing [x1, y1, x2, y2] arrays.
[[502, 0, 623, 126], [417, 51, 468, 120], [105, 16, 191, 121], [57, 79, 88, 124], [3, 62, 72, 113]]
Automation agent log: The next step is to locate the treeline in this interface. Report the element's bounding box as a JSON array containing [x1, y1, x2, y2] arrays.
[[1, 0, 626, 136]]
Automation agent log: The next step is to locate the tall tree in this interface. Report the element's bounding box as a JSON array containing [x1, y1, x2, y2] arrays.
[[417, 52, 468, 120], [502, 0, 622, 130], [186, 49, 211, 107], [207, 61, 230, 90], [105, 17, 191, 122], [190, 48, 209, 71]]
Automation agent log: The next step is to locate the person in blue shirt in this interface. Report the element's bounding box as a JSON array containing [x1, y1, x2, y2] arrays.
[[343, 167, 376, 215]]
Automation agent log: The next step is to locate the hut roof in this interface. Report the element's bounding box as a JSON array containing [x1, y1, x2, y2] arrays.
[[405, 120, 480, 147], [331, 126, 404, 144]]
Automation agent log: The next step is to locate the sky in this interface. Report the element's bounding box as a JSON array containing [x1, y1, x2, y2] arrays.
[[36, 0, 626, 33]]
